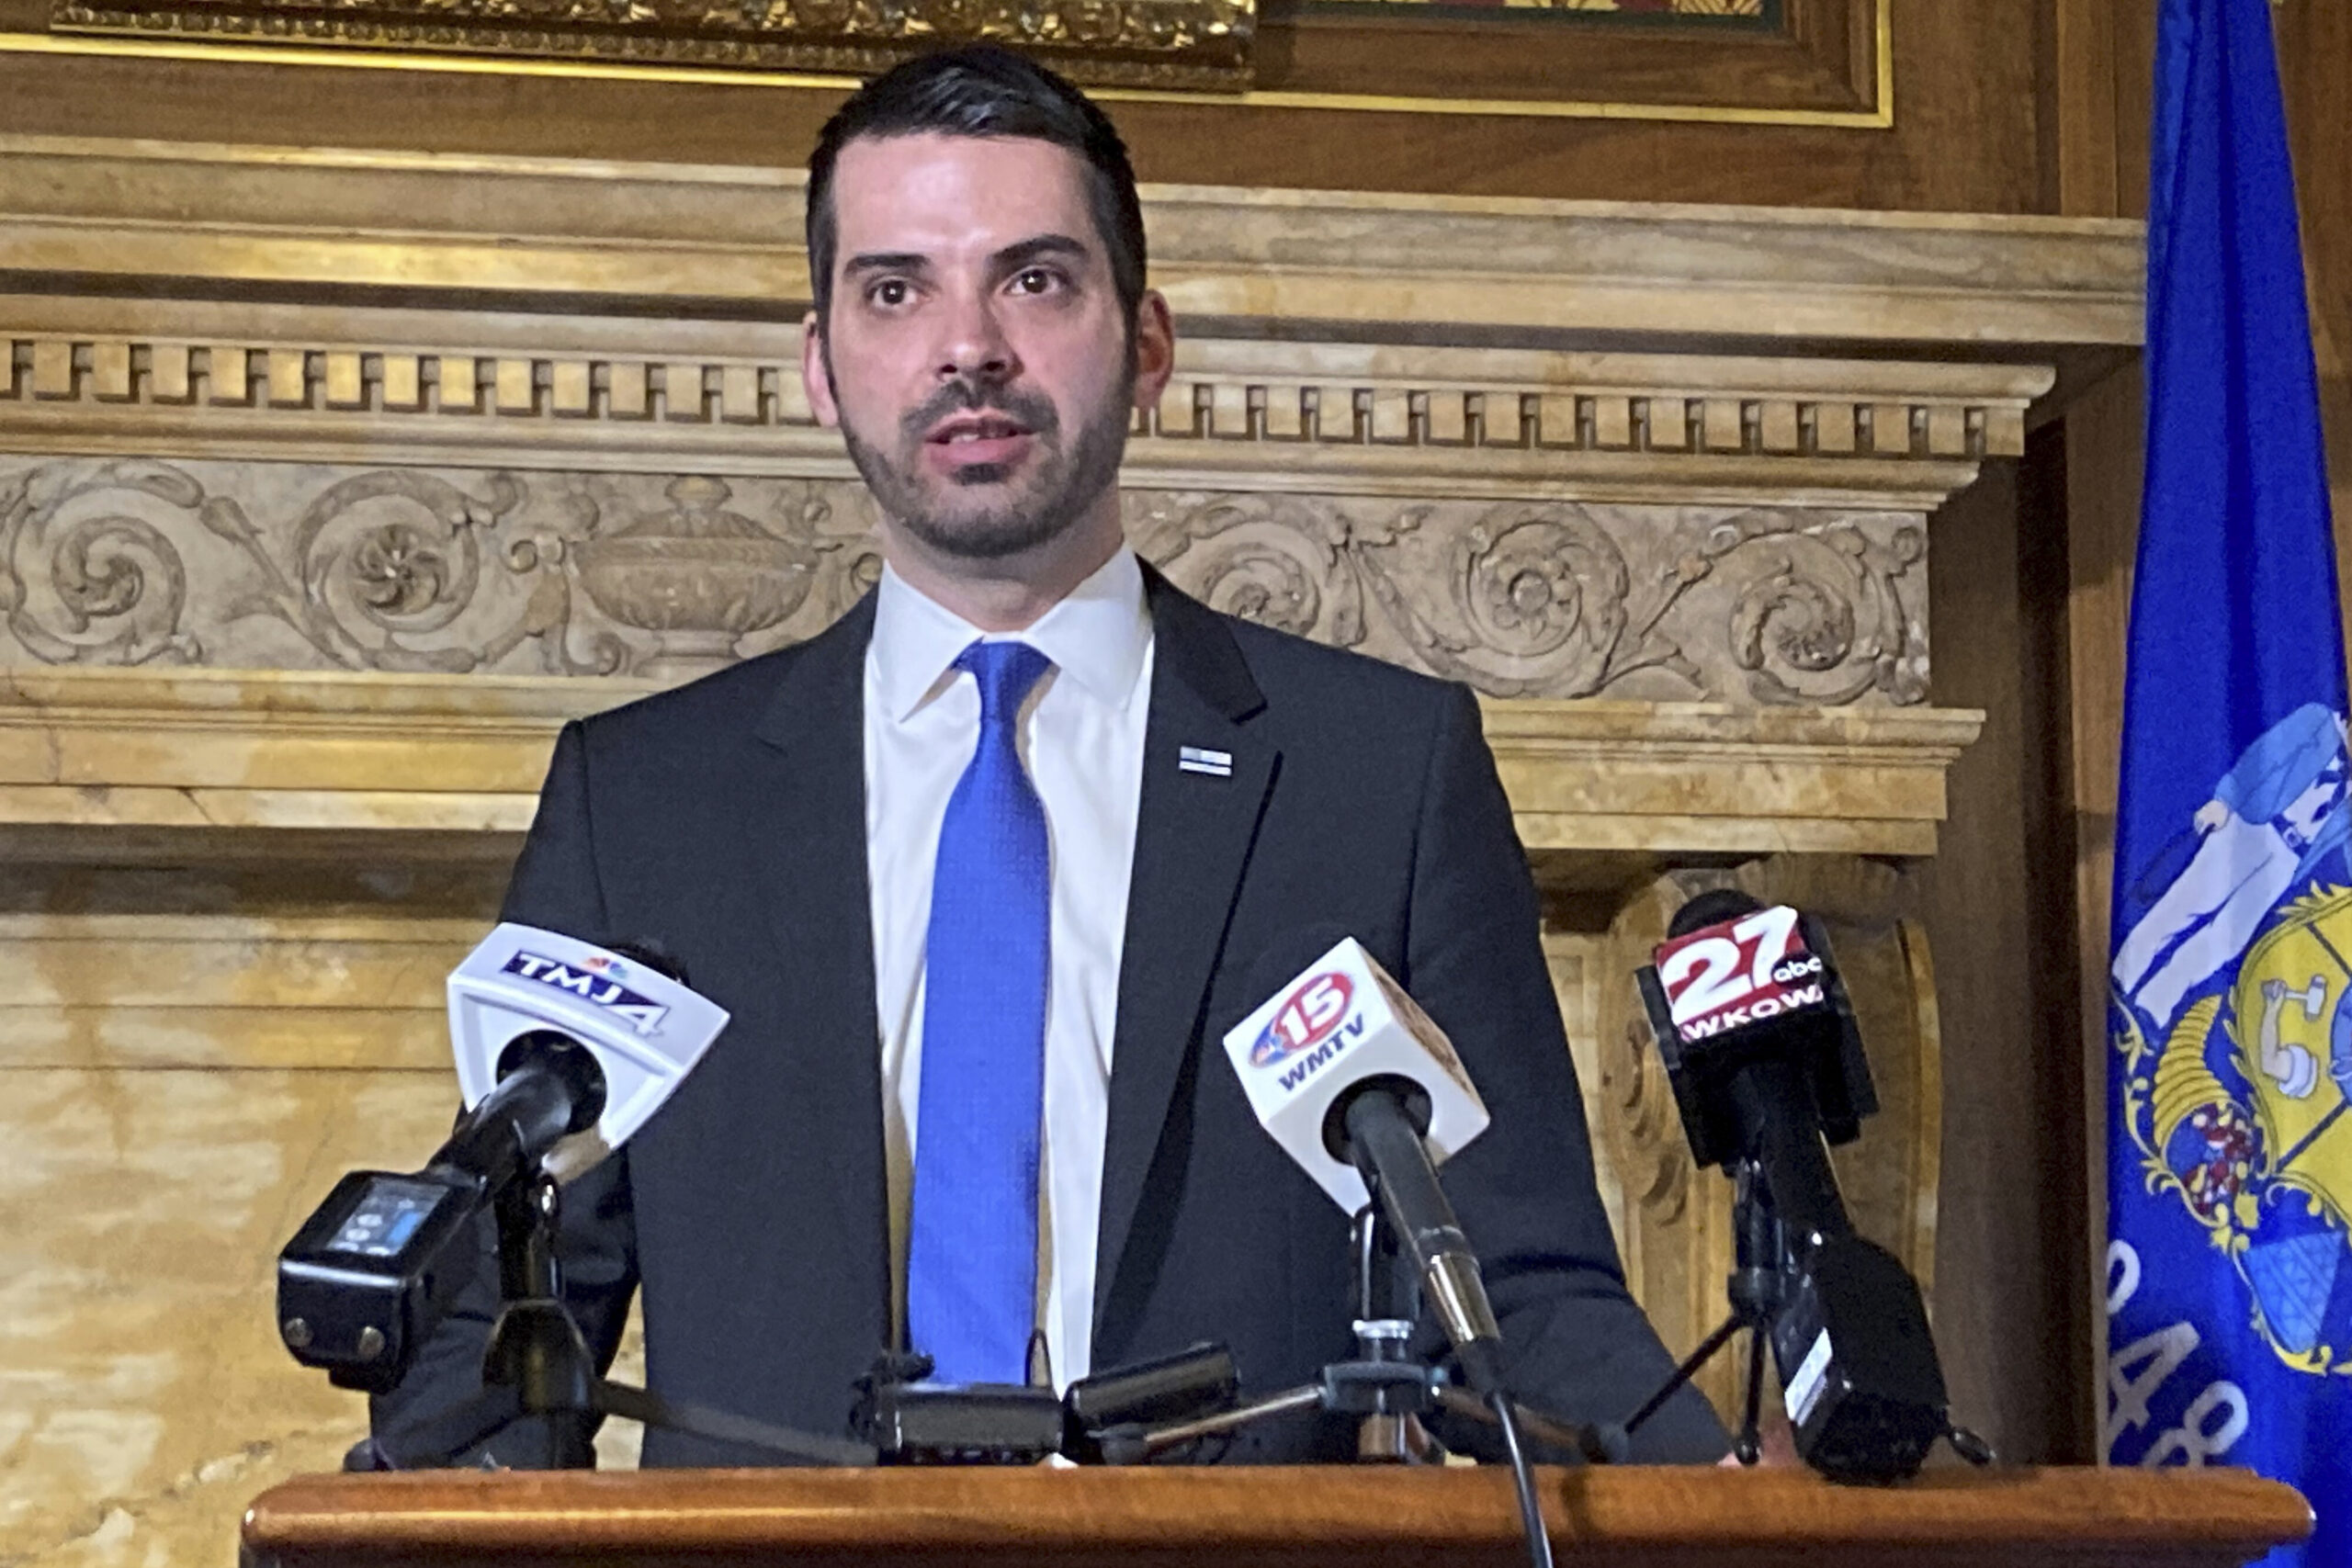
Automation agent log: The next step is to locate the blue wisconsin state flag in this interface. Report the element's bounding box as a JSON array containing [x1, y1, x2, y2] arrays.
[[2107, 0, 2346, 1558]]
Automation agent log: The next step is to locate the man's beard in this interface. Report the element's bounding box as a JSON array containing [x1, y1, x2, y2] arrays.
[[834, 369, 1133, 562]]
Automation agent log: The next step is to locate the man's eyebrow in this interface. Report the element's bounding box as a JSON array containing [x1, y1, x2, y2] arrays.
[[842, 252, 933, 277], [992, 234, 1091, 270]]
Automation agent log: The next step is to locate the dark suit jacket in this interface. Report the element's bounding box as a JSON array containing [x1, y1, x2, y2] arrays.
[[373, 567, 1729, 1467]]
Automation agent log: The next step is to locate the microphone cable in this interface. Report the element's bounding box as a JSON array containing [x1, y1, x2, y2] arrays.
[[1456, 1343, 1554, 1568], [1489, 1388, 1555, 1568]]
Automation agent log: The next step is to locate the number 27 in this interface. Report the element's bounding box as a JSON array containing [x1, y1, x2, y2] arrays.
[[1659, 906, 1801, 1023]]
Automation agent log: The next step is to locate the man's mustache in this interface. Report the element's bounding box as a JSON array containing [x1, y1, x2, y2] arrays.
[[900, 378, 1060, 444]]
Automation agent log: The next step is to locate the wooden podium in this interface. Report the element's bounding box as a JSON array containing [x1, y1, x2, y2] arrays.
[[241, 1464, 2310, 1568]]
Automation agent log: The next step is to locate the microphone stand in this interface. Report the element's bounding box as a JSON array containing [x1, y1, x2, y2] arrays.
[[1096, 1204, 1622, 1469], [1624, 1158, 1782, 1465], [1349, 1201, 1440, 1463], [1623, 1159, 1995, 1472], [378, 1171, 875, 1470]]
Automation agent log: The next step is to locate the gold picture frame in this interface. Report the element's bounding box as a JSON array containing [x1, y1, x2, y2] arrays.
[[45, 0, 1255, 88], [9, 0, 1886, 122]]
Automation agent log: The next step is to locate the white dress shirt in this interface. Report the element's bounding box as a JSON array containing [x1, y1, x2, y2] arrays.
[[865, 547, 1154, 1388]]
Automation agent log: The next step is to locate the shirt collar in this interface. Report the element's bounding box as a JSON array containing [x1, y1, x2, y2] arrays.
[[870, 547, 1152, 724]]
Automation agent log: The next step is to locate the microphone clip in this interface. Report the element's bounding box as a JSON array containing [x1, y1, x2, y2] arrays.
[[1091, 1202, 1623, 1470]]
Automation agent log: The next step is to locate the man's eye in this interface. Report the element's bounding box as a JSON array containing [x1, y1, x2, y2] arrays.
[[868, 279, 911, 307], [1011, 268, 1062, 296]]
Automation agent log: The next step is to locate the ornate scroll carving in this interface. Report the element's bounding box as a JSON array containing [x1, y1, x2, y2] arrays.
[[0, 461, 1930, 704], [1135, 492, 1929, 705], [0, 459, 888, 680], [51, 0, 1254, 89], [1127, 492, 1378, 645], [1716, 507, 1929, 705], [0, 461, 199, 667]]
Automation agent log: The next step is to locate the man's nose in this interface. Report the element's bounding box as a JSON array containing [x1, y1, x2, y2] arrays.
[[937, 290, 1018, 384]]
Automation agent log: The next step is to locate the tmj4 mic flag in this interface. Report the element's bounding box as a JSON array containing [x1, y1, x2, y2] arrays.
[[2106, 0, 2346, 1559]]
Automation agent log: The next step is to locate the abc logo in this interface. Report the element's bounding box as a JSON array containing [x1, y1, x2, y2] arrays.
[[1770, 954, 1824, 985], [1250, 972, 1355, 1066]]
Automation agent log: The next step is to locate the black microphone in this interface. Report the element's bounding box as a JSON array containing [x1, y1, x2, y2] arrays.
[[427, 1033, 607, 1194], [277, 931, 725, 1393], [1634, 891, 1951, 1483], [1340, 1093, 1507, 1396], [1227, 925, 1509, 1396], [428, 940, 695, 1190]]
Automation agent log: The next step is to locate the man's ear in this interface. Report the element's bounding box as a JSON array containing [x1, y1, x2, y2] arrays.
[[801, 310, 841, 430], [1130, 290, 1176, 418]]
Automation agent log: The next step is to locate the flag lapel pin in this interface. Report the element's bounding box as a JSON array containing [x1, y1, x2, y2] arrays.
[[1179, 745, 1234, 778]]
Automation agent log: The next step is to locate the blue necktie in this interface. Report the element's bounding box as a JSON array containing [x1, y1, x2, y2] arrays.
[[907, 639, 1055, 1385]]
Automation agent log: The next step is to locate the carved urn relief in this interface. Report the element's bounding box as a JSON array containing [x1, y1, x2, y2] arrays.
[[575, 477, 818, 679]]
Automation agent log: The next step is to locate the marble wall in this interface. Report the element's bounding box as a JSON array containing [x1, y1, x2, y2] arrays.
[[0, 867, 478, 1565]]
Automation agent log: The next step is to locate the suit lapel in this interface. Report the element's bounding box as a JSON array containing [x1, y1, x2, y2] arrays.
[[1095, 571, 1277, 1325], [747, 594, 890, 1317]]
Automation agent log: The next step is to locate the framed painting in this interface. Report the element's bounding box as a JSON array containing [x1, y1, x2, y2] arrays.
[[24, 0, 1883, 118], [38, 0, 1257, 88], [1244, 0, 1885, 120]]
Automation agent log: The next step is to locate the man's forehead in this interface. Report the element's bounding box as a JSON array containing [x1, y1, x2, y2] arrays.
[[828, 132, 1101, 256]]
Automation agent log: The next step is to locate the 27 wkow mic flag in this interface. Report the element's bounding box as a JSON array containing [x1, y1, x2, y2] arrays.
[[2107, 0, 2346, 1557]]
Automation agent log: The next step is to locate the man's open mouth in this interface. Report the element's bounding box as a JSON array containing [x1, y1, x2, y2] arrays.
[[926, 413, 1034, 446]]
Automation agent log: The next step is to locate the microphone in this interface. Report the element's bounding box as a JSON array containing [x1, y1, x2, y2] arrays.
[[446, 924, 729, 1183], [1633, 892, 1950, 1483], [1639, 891, 1873, 1232], [1221, 929, 1506, 1393], [277, 925, 729, 1391]]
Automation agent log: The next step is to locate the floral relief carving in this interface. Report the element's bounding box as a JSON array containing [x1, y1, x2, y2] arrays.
[[1140, 493, 1930, 705], [200, 469, 528, 673], [1365, 503, 1697, 698], [0, 461, 200, 666], [0, 461, 1930, 705], [1125, 492, 1384, 649], [1709, 511, 1930, 706]]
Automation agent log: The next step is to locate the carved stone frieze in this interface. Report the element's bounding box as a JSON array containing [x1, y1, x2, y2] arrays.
[[0, 459, 884, 680], [0, 457, 1930, 705], [1136, 491, 1928, 705]]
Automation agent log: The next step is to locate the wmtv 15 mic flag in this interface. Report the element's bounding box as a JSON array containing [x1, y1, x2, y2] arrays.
[[1222, 931, 1498, 1383], [1224, 931, 1567, 1568], [1221, 931, 1489, 1211]]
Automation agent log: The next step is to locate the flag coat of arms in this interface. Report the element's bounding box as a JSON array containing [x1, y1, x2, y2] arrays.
[[2106, 0, 2346, 1558]]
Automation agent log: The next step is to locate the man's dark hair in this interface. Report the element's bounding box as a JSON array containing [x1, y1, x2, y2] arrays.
[[805, 45, 1148, 328]]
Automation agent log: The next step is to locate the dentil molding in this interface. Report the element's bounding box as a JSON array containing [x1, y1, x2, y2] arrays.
[[0, 137, 2137, 508]]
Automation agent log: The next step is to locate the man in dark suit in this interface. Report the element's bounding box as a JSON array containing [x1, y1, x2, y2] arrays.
[[373, 43, 1727, 1469]]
